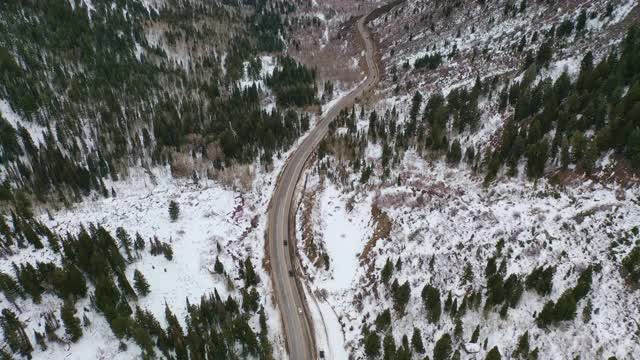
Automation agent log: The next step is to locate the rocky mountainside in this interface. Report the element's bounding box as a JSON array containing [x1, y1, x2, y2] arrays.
[[295, 0, 640, 359]]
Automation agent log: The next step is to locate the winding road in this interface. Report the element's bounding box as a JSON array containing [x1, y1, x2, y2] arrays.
[[266, 5, 384, 360]]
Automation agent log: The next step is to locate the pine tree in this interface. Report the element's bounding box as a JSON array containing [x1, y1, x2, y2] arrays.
[[470, 325, 480, 343], [381, 258, 394, 285], [130, 322, 155, 357], [14, 192, 33, 219], [395, 258, 402, 271], [581, 141, 597, 175], [447, 139, 463, 164], [421, 284, 442, 323], [214, 257, 225, 274], [364, 331, 381, 358], [433, 333, 452, 360], [519, 0, 527, 13], [169, 200, 180, 221], [0, 309, 32, 357], [553, 290, 577, 322], [383, 333, 396, 359], [396, 335, 411, 360], [162, 242, 173, 261], [34, 330, 47, 351], [375, 309, 391, 331], [411, 327, 425, 354], [61, 264, 88, 300], [582, 299, 593, 323], [454, 318, 463, 340], [110, 315, 131, 339], [61, 300, 83, 342], [526, 266, 555, 296], [626, 129, 640, 169], [514, 331, 529, 358], [393, 281, 411, 315], [485, 346, 502, 360], [116, 227, 133, 261], [462, 262, 474, 283], [116, 270, 138, 300], [560, 135, 570, 169], [444, 291, 453, 313], [17, 263, 44, 303], [242, 288, 260, 313], [0, 348, 12, 360], [244, 257, 259, 287], [0, 271, 22, 305], [134, 232, 145, 254], [134, 270, 151, 296], [576, 9, 587, 32], [452, 350, 461, 360]]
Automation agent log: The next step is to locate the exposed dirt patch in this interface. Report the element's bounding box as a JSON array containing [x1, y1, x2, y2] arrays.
[[359, 201, 392, 264], [301, 182, 320, 264], [550, 155, 639, 188], [287, 0, 392, 89]]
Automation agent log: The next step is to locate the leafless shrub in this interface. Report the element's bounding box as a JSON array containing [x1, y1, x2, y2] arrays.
[[171, 152, 194, 177]]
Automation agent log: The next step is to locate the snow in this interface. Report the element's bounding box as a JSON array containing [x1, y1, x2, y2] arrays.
[[315, 182, 372, 291], [0, 61, 339, 356], [0, 99, 47, 146], [302, 150, 640, 359], [543, 56, 581, 81], [1, 150, 307, 359], [464, 343, 481, 353], [610, 0, 638, 24], [317, 300, 348, 360], [47, 169, 239, 326], [134, 42, 144, 61], [322, 79, 364, 117], [239, 55, 276, 90]]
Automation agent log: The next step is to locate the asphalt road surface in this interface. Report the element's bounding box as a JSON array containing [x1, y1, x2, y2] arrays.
[[266, 6, 382, 360]]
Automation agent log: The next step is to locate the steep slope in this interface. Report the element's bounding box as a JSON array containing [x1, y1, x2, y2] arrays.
[[0, 0, 314, 209], [1, 168, 281, 359], [0, 0, 327, 359], [294, 0, 640, 359]]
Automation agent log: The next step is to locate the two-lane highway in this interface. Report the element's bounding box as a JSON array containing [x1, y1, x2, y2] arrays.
[[266, 6, 384, 360]]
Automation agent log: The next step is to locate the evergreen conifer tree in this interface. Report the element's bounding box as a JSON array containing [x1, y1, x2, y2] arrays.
[[134, 270, 151, 296], [61, 300, 83, 342], [411, 327, 425, 354], [433, 333, 452, 360], [169, 201, 180, 221]]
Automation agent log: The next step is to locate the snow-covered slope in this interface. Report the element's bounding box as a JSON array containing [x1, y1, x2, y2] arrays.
[[1, 165, 287, 359], [293, 0, 640, 359]]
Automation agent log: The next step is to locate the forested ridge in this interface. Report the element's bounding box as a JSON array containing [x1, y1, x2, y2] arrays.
[[321, 23, 640, 187], [0, 0, 318, 210], [0, 1, 317, 356]]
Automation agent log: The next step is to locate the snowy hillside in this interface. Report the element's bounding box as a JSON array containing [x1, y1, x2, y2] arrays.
[[299, 151, 640, 359], [292, 0, 640, 359], [0, 164, 288, 359]]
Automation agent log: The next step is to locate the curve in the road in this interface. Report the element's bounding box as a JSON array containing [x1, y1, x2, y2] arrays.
[[266, 3, 396, 359]]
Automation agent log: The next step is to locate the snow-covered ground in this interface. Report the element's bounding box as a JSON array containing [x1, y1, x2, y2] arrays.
[[300, 147, 640, 359], [47, 169, 254, 329], [292, 0, 640, 352], [0, 163, 289, 359]]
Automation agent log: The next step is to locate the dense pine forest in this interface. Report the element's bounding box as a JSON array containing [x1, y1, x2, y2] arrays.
[[0, 0, 317, 210]]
